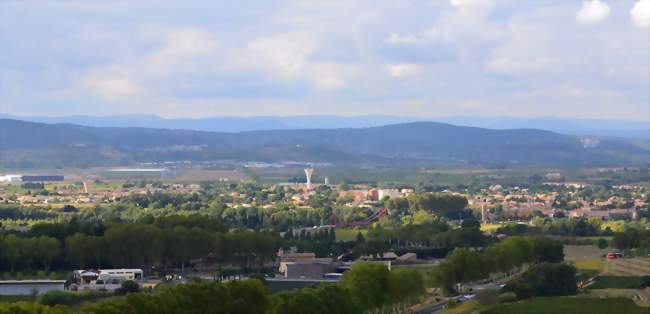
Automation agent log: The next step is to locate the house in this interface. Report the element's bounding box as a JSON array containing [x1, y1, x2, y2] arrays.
[[73, 268, 143, 285]]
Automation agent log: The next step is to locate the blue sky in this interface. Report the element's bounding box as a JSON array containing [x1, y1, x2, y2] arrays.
[[1, 0, 649, 119]]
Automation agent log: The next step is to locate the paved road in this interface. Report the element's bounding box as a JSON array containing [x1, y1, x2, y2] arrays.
[[412, 302, 446, 314]]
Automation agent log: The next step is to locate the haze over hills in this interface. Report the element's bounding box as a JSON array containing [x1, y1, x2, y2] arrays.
[[0, 118, 647, 169], [0, 114, 648, 139]]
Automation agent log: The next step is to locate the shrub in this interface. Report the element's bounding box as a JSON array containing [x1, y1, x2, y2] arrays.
[[39, 290, 78, 306], [504, 263, 577, 300], [114, 280, 140, 296], [475, 289, 500, 306], [498, 292, 517, 303]]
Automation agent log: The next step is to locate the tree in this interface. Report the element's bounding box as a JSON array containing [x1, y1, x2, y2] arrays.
[[597, 238, 608, 249], [388, 268, 425, 303], [504, 263, 577, 300], [34, 236, 60, 271], [0, 235, 22, 272], [340, 263, 391, 310]]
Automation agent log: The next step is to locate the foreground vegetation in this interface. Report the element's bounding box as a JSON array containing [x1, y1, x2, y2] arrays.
[[0, 263, 424, 314], [482, 297, 648, 314]]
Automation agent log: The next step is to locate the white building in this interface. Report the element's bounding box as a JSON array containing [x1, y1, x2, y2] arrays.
[[378, 189, 402, 200], [0, 175, 22, 183], [74, 268, 143, 285]]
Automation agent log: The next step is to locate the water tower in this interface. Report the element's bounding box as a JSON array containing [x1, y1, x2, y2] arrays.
[[304, 167, 314, 190]]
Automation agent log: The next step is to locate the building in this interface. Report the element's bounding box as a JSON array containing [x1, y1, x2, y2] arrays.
[[0, 280, 65, 295], [73, 269, 143, 285], [280, 261, 337, 279], [277, 248, 338, 279], [378, 189, 401, 200], [0, 175, 22, 183], [20, 175, 64, 182]]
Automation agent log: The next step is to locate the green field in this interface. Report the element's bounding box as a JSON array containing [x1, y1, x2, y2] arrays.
[[439, 300, 481, 314], [335, 228, 367, 241], [482, 297, 648, 314], [480, 223, 502, 232], [589, 276, 649, 289], [574, 259, 605, 272]]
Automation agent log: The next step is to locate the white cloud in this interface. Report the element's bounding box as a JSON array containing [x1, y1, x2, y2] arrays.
[[449, 0, 495, 18], [576, 0, 610, 24], [244, 32, 317, 78], [386, 63, 421, 77], [146, 27, 218, 75], [240, 32, 347, 90], [631, 0, 650, 28], [386, 33, 421, 44], [81, 76, 139, 98]]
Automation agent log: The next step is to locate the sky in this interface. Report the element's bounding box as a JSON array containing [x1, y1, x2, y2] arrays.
[[0, 0, 649, 120]]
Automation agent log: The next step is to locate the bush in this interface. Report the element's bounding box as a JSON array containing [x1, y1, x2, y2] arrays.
[[498, 292, 517, 303], [597, 238, 608, 249], [504, 263, 577, 300], [475, 289, 499, 306], [114, 280, 140, 296], [39, 290, 79, 306]]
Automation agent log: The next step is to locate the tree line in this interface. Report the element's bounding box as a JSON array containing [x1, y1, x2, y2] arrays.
[[429, 236, 564, 293], [0, 217, 281, 274]]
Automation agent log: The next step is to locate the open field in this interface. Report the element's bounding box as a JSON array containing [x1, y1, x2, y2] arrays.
[[605, 258, 650, 276], [335, 228, 367, 241], [574, 259, 605, 272], [439, 300, 480, 314], [564, 245, 609, 261], [589, 276, 649, 289], [482, 297, 648, 314]]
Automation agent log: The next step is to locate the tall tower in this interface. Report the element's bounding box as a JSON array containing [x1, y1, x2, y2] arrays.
[[304, 167, 314, 191]]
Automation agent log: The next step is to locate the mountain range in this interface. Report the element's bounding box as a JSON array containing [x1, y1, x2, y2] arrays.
[[0, 118, 647, 169], [1, 114, 648, 138]]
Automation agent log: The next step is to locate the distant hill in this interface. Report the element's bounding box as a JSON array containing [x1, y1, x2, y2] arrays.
[[1, 114, 648, 138], [0, 119, 647, 168]]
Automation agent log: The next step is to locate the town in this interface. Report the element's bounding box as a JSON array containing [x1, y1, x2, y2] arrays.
[[0, 165, 649, 313]]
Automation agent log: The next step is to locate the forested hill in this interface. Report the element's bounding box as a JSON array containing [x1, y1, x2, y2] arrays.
[[0, 118, 647, 168]]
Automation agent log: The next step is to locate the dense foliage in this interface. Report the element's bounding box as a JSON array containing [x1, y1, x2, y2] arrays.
[[429, 237, 564, 293], [0, 217, 280, 274], [0, 263, 424, 314], [503, 263, 577, 299]]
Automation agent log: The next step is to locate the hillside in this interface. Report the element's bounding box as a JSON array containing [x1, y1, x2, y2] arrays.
[[0, 119, 647, 168]]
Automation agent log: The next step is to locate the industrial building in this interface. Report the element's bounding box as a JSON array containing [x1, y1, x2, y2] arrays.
[[0, 280, 65, 295], [0, 174, 64, 182], [21, 175, 64, 182]]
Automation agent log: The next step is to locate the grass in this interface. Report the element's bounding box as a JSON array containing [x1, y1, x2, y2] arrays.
[[589, 276, 648, 289], [480, 223, 501, 232], [583, 288, 638, 299], [439, 300, 481, 314], [335, 228, 367, 242], [482, 297, 648, 314], [574, 259, 605, 272]]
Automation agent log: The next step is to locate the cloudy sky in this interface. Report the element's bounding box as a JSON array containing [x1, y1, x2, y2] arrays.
[[1, 0, 649, 119]]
